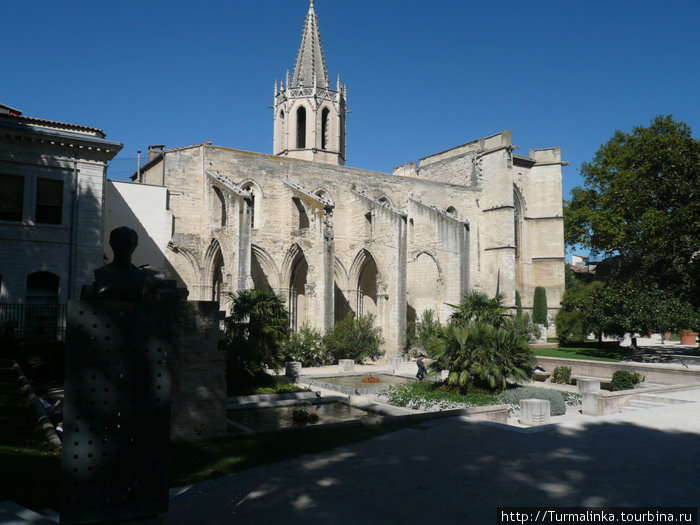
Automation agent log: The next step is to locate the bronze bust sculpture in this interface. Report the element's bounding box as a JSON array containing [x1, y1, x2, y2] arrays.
[[92, 227, 149, 301]]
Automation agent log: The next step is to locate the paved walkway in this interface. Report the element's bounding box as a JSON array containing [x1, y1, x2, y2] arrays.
[[165, 378, 700, 524]]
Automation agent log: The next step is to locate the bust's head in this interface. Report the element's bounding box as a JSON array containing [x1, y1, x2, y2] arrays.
[[109, 227, 138, 264]]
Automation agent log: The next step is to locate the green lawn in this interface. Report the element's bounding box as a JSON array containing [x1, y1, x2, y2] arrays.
[[169, 419, 420, 487], [533, 345, 627, 362]]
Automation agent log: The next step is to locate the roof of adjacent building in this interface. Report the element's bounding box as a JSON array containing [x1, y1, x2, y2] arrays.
[[0, 102, 122, 157], [292, 0, 329, 89], [0, 102, 106, 137]]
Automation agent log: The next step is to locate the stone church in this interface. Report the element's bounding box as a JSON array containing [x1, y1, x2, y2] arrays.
[[126, 1, 565, 357]]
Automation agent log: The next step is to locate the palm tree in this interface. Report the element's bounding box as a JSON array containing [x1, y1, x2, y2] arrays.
[[221, 289, 289, 391], [432, 291, 535, 391], [448, 290, 508, 327]]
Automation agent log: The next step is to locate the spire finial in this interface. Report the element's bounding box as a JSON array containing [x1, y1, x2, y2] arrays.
[[310, 0, 314, 9]]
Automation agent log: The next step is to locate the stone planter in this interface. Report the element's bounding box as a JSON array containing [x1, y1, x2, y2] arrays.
[[679, 332, 698, 345]]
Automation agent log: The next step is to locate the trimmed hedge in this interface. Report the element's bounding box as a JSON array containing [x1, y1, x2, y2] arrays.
[[610, 370, 644, 391]]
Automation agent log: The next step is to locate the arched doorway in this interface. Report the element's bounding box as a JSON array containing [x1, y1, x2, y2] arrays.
[[289, 250, 308, 330], [356, 253, 378, 317]]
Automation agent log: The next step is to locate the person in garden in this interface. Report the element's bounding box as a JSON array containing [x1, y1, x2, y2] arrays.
[[416, 353, 427, 381]]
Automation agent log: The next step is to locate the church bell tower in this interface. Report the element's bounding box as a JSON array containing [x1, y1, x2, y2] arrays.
[[273, 0, 347, 166]]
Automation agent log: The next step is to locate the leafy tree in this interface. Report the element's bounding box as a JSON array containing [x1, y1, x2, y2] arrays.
[[448, 290, 508, 328], [281, 322, 330, 367], [323, 312, 384, 363], [557, 274, 700, 341], [403, 310, 441, 357], [532, 287, 548, 326], [565, 115, 700, 307], [515, 291, 523, 319], [221, 289, 289, 392]]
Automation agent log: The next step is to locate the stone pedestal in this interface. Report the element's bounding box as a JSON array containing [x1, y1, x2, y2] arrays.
[[286, 361, 302, 379], [387, 357, 403, 371], [338, 359, 355, 372], [582, 392, 599, 415], [520, 398, 550, 426], [577, 378, 601, 394]]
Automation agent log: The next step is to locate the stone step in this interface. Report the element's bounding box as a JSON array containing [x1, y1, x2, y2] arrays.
[[620, 406, 640, 412], [627, 399, 666, 409], [0, 501, 58, 524], [636, 394, 693, 405]]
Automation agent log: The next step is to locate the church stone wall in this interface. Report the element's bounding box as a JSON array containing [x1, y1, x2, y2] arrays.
[[128, 127, 565, 356]]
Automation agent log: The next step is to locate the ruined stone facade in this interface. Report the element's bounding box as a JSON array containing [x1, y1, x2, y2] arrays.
[[129, 1, 565, 357]]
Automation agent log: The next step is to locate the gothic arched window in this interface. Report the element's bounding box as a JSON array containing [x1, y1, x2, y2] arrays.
[[296, 106, 306, 149], [514, 189, 523, 258], [321, 107, 330, 150]]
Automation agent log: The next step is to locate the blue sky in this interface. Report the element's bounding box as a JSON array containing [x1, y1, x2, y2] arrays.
[[4, 0, 699, 228]]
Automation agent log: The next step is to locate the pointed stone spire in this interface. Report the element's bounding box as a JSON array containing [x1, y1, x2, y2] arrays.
[[292, 0, 329, 89]]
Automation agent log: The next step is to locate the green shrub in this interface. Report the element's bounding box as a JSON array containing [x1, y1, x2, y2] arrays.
[[532, 286, 548, 326], [504, 312, 540, 343], [403, 310, 441, 358], [281, 322, 330, 367], [323, 312, 384, 363], [254, 381, 308, 395], [515, 291, 523, 318], [551, 366, 572, 384], [500, 386, 566, 416], [610, 370, 644, 391]]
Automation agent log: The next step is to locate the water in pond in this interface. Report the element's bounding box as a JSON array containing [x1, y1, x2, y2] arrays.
[[314, 374, 415, 388], [227, 402, 382, 433]]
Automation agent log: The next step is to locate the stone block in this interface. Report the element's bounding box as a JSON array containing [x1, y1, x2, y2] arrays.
[[387, 357, 403, 370], [582, 392, 598, 416], [577, 378, 601, 394], [520, 398, 550, 426], [338, 359, 355, 372]]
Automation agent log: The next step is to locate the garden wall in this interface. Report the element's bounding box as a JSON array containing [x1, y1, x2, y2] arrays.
[[535, 356, 700, 386]]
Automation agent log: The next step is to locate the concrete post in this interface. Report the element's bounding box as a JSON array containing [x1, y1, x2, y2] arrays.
[[520, 398, 550, 426]]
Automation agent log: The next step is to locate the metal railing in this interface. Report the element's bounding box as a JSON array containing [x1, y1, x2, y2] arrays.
[[0, 303, 67, 341]]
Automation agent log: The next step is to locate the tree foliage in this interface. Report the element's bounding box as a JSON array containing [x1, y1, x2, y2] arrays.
[[322, 312, 384, 363], [565, 115, 700, 306], [281, 322, 330, 367], [532, 286, 548, 326], [430, 323, 534, 391], [515, 291, 523, 319], [403, 309, 443, 358], [448, 290, 508, 328], [556, 267, 700, 342], [429, 290, 536, 392], [221, 289, 289, 392]]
